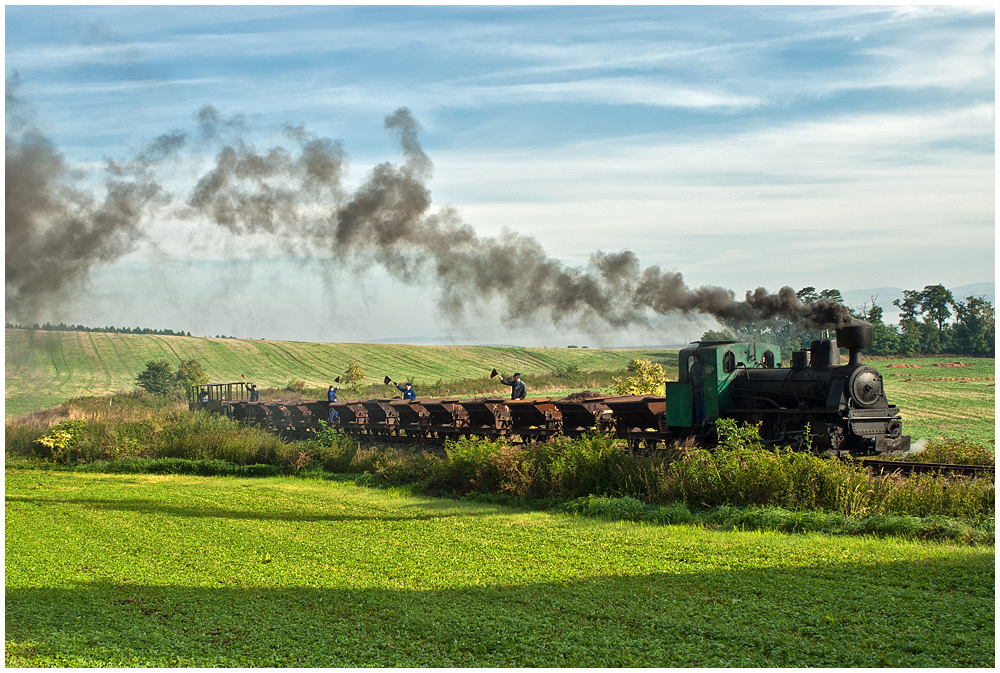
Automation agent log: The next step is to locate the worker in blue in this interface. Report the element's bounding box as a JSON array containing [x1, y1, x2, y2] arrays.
[[396, 382, 417, 401], [500, 372, 527, 400], [327, 385, 339, 423]]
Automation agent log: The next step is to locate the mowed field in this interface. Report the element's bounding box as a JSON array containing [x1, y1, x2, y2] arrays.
[[875, 357, 995, 444], [5, 471, 993, 667], [3, 329, 675, 418]]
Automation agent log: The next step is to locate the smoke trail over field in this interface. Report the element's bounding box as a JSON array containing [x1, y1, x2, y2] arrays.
[[5, 81, 855, 330], [178, 106, 855, 330], [5, 74, 170, 319]]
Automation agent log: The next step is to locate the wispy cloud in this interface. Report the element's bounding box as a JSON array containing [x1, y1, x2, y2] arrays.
[[5, 4, 993, 342]]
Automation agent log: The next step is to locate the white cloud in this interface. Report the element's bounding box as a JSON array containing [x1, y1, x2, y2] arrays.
[[425, 103, 994, 290]]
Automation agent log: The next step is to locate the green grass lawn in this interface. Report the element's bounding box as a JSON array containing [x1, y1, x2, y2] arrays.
[[5, 471, 994, 667]]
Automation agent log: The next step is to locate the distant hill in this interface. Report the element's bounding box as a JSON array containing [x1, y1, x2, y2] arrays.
[[3, 329, 675, 418]]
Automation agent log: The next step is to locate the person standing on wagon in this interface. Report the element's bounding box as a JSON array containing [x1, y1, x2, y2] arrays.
[[500, 373, 526, 400]]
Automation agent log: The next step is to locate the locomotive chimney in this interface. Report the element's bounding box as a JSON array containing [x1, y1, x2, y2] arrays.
[[836, 322, 874, 366]]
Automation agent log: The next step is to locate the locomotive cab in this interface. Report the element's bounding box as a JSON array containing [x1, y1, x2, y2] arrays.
[[664, 340, 781, 428]]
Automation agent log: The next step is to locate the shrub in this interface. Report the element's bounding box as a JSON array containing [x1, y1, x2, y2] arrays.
[[428, 437, 506, 495], [5, 419, 49, 457], [547, 433, 638, 498], [35, 422, 81, 463], [154, 411, 282, 464], [494, 441, 552, 499], [31, 419, 128, 464], [309, 421, 359, 472], [907, 438, 995, 466], [373, 447, 438, 486], [350, 447, 379, 474], [176, 360, 209, 400], [341, 363, 365, 387], [566, 494, 647, 521], [611, 358, 667, 395], [136, 360, 177, 396]]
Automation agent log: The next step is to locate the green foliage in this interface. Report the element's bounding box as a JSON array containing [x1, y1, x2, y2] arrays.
[[700, 329, 734, 341], [345, 421, 994, 524], [952, 295, 995, 357], [5, 321, 191, 336], [35, 420, 85, 463], [888, 287, 994, 357], [559, 497, 992, 544], [373, 446, 439, 486], [657, 421, 994, 520], [564, 495, 695, 525], [546, 433, 637, 497], [30, 418, 146, 464], [4, 418, 49, 456], [5, 383, 993, 525], [558, 362, 581, 375], [288, 421, 361, 473], [907, 438, 996, 466], [156, 411, 282, 465], [285, 379, 306, 393], [705, 284, 994, 359], [919, 284, 955, 331], [136, 359, 177, 396], [429, 437, 506, 494], [611, 358, 667, 395], [796, 287, 844, 305], [341, 362, 366, 387], [175, 359, 209, 392]]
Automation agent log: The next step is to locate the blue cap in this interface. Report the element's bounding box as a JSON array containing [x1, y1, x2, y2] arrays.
[[513, 373, 521, 377]]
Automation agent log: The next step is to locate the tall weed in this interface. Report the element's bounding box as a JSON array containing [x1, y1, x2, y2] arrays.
[[906, 438, 995, 466], [431, 437, 506, 495], [155, 411, 281, 464]]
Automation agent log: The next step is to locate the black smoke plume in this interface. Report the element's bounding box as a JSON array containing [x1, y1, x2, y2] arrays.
[[5, 86, 856, 331], [5, 73, 172, 320]]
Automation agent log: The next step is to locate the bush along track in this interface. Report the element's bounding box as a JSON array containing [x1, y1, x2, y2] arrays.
[[8, 405, 993, 544]]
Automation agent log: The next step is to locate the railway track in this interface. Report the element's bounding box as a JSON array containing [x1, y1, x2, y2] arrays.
[[858, 459, 994, 477]]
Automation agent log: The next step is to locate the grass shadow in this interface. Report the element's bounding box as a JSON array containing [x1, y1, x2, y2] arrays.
[[5, 555, 993, 667]]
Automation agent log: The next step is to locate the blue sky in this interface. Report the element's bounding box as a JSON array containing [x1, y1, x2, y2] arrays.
[[4, 4, 995, 346]]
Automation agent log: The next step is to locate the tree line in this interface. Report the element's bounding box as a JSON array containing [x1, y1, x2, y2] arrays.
[[5, 322, 241, 339], [703, 284, 995, 358]]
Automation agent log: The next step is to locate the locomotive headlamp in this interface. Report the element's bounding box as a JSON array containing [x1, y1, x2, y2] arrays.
[[849, 366, 883, 407]]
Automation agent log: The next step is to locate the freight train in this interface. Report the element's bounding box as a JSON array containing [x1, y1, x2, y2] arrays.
[[192, 322, 909, 457]]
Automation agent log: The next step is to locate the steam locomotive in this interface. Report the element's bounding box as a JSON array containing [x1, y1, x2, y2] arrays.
[[192, 322, 909, 456]]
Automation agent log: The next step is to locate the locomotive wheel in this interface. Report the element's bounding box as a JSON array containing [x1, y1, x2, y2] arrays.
[[827, 426, 845, 454]]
